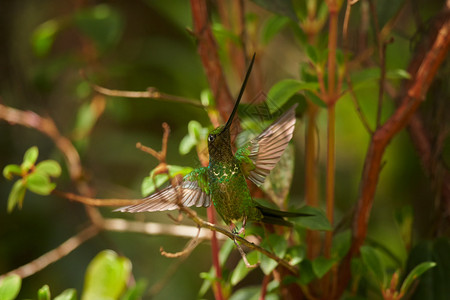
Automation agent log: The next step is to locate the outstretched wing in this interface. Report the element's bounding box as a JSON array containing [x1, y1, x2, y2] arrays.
[[116, 167, 210, 213], [235, 104, 297, 186]]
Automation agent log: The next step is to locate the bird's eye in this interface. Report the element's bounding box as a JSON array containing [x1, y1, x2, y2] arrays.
[[208, 135, 215, 142]]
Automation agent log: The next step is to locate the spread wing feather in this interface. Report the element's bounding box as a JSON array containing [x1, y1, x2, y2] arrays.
[[116, 168, 210, 213], [236, 104, 297, 186]]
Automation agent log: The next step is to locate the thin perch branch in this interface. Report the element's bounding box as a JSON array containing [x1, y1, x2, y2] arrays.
[[82, 73, 204, 108]]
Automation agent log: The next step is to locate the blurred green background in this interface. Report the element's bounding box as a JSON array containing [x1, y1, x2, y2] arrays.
[[0, 0, 448, 299]]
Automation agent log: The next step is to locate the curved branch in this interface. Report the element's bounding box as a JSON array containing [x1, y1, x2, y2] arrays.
[[337, 11, 450, 295], [0, 104, 82, 181]]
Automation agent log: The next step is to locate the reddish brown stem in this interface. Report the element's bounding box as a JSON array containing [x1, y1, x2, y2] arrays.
[[190, 0, 234, 122], [336, 13, 450, 297]]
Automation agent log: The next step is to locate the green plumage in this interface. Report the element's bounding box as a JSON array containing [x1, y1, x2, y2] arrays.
[[116, 54, 311, 230]]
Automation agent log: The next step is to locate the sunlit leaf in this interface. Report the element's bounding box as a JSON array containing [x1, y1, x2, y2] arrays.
[[22, 146, 39, 171], [38, 285, 51, 300], [286, 245, 305, 265], [3, 164, 22, 180], [8, 179, 26, 213], [82, 250, 131, 300], [179, 135, 197, 155], [386, 69, 411, 80], [35, 160, 62, 177], [293, 206, 332, 231], [141, 174, 168, 197], [400, 261, 436, 295], [360, 245, 385, 287], [54, 289, 77, 300], [0, 274, 21, 300], [26, 173, 56, 195]]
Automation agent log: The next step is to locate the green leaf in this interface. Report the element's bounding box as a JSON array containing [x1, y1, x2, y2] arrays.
[[305, 45, 318, 64], [0, 274, 21, 300], [360, 245, 385, 287], [260, 234, 288, 274], [198, 239, 235, 297], [35, 160, 62, 177], [8, 179, 26, 212], [386, 69, 411, 80], [298, 259, 316, 285], [286, 246, 305, 265], [229, 286, 260, 300], [120, 279, 147, 300], [331, 230, 351, 260], [252, 0, 299, 22], [188, 120, 203, 141], [305, 90, 326, 107], [54, 289, 77, 300], [179, 135, 197, 155], [22, 146, 39, 171], [267, 79, 319, 113], [293, 206, 332, 231], [262, 145, 294, 207], [141, 173, 168, 197], [230, 251, 259, 285], [400, 261, 436, 295], [261, 15, 290, 44], [3, 164, 22, 180], [395, 206, 413, 249], [82, 250, 131, 300], [312, 256, 336, 278], [38, 285, 51, 300], [26, 173, 56, 195], [405, 238, 450, 299], [74, 4, 124, 52], [32, 19, 59, 56]]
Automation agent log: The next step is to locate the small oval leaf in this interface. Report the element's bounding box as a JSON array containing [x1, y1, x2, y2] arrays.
[[3, 164, 22, 180], [0, 274, 21, 300], [8, 179, 26, 212], [35, 160, 62, 177], [54, 289, 77, 300], [26, 173, 55, 195], [82, 250, 131, 300], [22, 146, 39, 170], [38, 285, 51, 300]]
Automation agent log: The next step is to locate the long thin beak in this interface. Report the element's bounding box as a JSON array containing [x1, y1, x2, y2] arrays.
[[222, 53, 256, 133]]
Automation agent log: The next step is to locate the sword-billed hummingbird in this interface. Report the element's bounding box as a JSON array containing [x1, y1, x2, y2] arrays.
[[117, 54, 310, 232]]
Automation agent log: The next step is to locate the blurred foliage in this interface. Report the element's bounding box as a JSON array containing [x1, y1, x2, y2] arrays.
[[0, 0, 448, 299]]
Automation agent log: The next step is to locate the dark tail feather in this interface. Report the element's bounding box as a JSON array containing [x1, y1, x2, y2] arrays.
[[257, 204, 313, 227]]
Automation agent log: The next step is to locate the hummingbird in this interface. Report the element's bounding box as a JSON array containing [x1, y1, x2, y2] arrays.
[[116, 54, 310, 232]]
